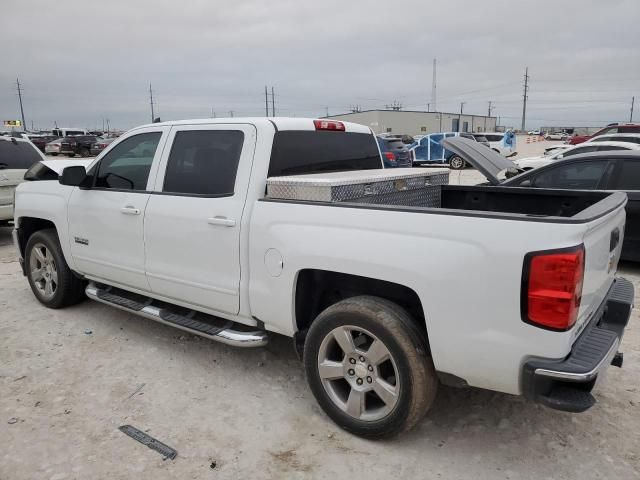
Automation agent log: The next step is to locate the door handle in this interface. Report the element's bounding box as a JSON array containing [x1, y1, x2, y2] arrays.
[[120, 206, 141, 215], [207, 216, 236, 227]]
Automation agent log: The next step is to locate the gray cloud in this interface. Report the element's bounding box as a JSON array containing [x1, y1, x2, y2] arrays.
[[1, 0, 638, 131]]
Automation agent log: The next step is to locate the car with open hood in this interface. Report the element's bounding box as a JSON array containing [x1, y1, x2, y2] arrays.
[[443, 136, 640, 262]]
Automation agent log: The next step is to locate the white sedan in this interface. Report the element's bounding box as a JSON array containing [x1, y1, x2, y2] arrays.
[[514, 141, 640, 170], [544, 132, 569, 141]]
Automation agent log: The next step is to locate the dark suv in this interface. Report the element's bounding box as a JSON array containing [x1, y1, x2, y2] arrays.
[[61, 135, 98, 157], [376, 136, 412, 168]]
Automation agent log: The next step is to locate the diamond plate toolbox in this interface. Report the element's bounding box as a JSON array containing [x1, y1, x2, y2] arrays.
[[266, 168, 449, 206]]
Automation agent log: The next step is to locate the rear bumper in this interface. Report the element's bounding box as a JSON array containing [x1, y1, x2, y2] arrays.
[[522, 277, 634, 412]]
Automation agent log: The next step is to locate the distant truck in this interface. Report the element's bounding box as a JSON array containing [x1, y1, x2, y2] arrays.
[[12, 119, 634, 438]]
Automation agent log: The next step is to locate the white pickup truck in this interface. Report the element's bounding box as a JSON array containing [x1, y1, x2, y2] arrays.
[[13, 118, 634, 438]]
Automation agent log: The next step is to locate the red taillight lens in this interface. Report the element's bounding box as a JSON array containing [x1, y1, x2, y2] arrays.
[[523, 246, 585, 331], [384, 152, 396, 161], [314, 120, 345, 131]]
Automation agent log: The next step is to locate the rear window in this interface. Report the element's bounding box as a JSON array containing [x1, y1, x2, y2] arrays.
[[0, 139, 42, 170], [268, 131, 381, 177]]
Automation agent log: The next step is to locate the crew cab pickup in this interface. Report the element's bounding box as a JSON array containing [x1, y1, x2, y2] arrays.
[[13, 118, 634, 438]]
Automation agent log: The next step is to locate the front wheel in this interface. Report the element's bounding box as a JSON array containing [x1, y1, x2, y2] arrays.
[[25, 229, 86, 308], [303, 296, 438, 439], [449, 155, 466, 170]]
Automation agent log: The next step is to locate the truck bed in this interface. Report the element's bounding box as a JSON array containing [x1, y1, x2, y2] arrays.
[[265, 184, 624, 223]]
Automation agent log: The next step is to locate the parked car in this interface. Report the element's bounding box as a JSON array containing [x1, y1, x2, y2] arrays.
[[471, 132, 517, 157], [376, 136, 412, 167], [568, 123, 640, 145], [514, 141, 640, 170], [90, 137, 116, 156], [13, 118, 633, 438], [44, 138, 64, 156], [544, 132, 569, 141], [543, 144, 573, 156], [50, 128, 89, 138], [411, 132, 485, 169], [585, 133, 640, 146], [0, 136, 45, 224], [444, 136, 640, 262], [527, 130, 542, 135], [60, 135, 98, 157], [27, 135, 58, 153]]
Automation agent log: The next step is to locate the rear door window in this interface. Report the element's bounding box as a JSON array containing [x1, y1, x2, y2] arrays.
[[531, 161, 609, 189], [269, 131, 381, 177], [563, 145, 599, 157], [163, 130, 244, 196], [0, 139, 43, 170], [613, 160, 640, 190], [620, 126, 640, 134]]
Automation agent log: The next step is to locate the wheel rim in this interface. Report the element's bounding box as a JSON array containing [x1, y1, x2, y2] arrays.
[[29, 243, 58, 300], [317, 325, 400, 422], [450, 156, 463, 169]]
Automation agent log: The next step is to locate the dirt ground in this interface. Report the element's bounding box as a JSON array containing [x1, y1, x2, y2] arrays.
[[1, 138, 639, 480]]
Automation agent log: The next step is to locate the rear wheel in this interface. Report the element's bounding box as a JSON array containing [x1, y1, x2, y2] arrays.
[[449, 155, 466, 170], [304, 296, 438, 438], [25, 229, 85, 309], [80, 148, 90, 157]]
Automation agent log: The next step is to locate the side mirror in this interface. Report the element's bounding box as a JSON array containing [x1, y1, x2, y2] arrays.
[[59, 165, 88, 187]]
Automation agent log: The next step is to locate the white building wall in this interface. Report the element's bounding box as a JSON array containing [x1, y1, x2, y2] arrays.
[[328, 111, 497, 135]]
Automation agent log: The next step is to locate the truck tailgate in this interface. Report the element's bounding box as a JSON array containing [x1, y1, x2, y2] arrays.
[[576, 202, 626, 335]]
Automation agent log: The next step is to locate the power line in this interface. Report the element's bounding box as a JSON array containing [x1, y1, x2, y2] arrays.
[[271, 86, 275, 117], [16, 78, 26, 131], [521, 67, 529, 130], [431, 58, 437, 112], [149, 83, 155, 122]]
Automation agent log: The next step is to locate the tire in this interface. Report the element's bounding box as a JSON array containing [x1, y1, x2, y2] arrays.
[[50, 153, 58, 156], [67, 152, 75, 158], [80, 148, 90, 157], [449, 155, 466, 170], [25, 229, 86, 309], [303, 296, 438, 439]]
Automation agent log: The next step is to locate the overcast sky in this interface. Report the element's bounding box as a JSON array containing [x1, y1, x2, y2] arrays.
[[1, 0, 638, 131]]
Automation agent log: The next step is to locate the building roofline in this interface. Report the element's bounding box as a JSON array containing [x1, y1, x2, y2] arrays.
[[326, 109, 496, 119]]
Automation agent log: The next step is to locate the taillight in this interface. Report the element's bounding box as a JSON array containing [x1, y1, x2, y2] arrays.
[[384, 152, 396, 162], [314, 120, 345, 131], [522, 245, 585, 331]]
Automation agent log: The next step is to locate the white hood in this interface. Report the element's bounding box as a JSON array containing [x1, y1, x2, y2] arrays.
[[40, 159, 93, 175]]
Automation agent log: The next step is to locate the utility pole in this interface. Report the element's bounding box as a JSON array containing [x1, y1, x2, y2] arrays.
[[265, 86, 269, 116], [271, 86, 275, 117], [521, 67, 529, 131], [106, 119, 110, 133], [229, 110, 234, 118], [427, 103, 430, 112], [211, 107, 215, 118], [458, 102, 465, 132], [149, 83, 155, 123], [325, 106, 329, 117], [16, 78, 27, 131], [488, 101, 494, 117], [630, 96, 635, 122], [431, 58, 437, 112]]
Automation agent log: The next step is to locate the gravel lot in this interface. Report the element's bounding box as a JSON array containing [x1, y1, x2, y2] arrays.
[[1, 138, 639, 479]]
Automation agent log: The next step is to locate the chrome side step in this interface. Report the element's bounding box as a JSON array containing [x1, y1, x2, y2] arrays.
[[85, 283, 268, 348]]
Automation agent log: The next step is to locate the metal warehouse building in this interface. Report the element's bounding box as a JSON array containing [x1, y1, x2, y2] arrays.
[[327, 110, 497, 136]]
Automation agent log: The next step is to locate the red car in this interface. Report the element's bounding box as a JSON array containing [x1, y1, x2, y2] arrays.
[[569, 123, 640, 145]]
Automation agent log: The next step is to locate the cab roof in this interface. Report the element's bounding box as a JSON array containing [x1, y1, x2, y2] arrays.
[[131, 117, 372, 134]]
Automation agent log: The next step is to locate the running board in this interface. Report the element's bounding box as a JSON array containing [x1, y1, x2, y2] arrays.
[[85, 283, 268, 348]]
